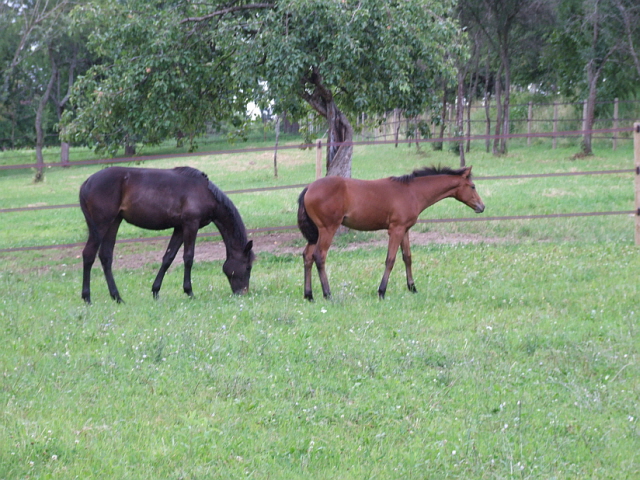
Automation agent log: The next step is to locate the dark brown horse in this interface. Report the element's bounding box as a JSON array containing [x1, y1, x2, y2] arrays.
[[297, 166, 485, 300], [79, 166, 254, 303]]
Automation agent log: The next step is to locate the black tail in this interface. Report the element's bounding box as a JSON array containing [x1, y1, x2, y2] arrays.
[[297, 188, 319, 244], [79, 180, 100, 243]]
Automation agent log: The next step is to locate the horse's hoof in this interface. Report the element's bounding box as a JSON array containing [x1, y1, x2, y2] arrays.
[[304, 293, 314, 301], [408, 284, 417, 293], [378, 291, 386, 300]]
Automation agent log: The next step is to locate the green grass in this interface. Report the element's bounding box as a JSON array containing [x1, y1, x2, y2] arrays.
[[1, 137, 639, 478], [1, 244, 639, 479]]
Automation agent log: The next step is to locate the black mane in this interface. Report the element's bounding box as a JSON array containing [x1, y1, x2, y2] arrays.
[[174, 166, 248, 246], [173, 166, 208, 180], [391, 165, 468, 184]]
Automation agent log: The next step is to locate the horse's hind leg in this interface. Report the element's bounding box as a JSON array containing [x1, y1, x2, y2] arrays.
[[81, 229, 102, 304], [302, 242, 316, 300], [98, 218, 124, 303], [313, 226, 339, 299], [378, 226, 404, 299], [152, 228, 184, 299], [400, 231, 417, 293]]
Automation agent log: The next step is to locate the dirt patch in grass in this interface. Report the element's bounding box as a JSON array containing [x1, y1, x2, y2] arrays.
[[3, 230, 505, 273], [107, 230, 504, 270]]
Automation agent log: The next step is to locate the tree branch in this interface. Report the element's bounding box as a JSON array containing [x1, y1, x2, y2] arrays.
[[180, 3, 274, 24]]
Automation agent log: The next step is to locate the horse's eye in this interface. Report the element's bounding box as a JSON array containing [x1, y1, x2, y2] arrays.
[[471, 185, 476, 190]]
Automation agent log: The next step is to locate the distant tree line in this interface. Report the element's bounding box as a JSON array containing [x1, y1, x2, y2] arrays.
[[1, 0, 639, 180]]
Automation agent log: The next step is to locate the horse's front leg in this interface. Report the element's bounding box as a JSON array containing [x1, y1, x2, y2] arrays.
[[302, 243, 316, 301], [98, 218, 124, 303], [400, 231, 417, 293], [152, 228, 184, 299], [181, 224, 199, 297], [378, 227, 404, 299]]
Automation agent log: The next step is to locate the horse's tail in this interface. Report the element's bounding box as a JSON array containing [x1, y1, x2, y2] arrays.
[[297, 187, 319, 244], [78, 179, 100, 242]]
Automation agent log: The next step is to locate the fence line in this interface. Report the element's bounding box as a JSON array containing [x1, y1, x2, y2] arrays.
[[0, 126, 635, 172], [1, 169, 634, 215], [0, 210, 635, 254], [1, 126, 637, 253]]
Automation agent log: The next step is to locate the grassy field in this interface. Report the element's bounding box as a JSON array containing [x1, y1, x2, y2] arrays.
[[1, 136, 639, 479]]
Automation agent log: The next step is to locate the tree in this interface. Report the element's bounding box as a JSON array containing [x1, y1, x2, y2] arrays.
[[64, 0, 460, 177], [63, 0, 256, 155], [546, 0, 626, 155], [460, 0, 555, 155], [1, 0, 72, 154], [243, 0, 460, 176]]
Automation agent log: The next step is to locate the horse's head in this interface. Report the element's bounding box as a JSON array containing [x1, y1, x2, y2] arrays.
[[454, 166, 485, 213], [223, 240, 255, 294]]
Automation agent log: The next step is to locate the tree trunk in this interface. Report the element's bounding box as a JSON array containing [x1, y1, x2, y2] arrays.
[[484, 56, 492, 153], [582, 65, 599, 155], [466, 71, 479, 153], [273, 115, 280, 178], [301, 67, 353, 178], [456, 66, 466, 167], [35, 57, 58, 182], [436, 83, 448, 151], [493, 63, 503, 156], [125, 137, 136, 156], [394, 108, 401, 148], [60, 142, 70, 165], [54, 47, 78, 166], [499, 46, 511, 155]]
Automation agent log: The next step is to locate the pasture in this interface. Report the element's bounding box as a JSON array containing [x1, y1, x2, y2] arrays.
[[1, 137, 639, 478]]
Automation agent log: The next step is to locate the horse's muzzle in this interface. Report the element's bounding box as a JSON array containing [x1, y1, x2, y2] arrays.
[[475, 203, 485, 213]]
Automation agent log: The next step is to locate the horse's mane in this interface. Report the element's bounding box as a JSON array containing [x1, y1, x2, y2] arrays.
[[173, 167, 248, 245], [391, 165, 468, 184], [173, 166, 207, 179]]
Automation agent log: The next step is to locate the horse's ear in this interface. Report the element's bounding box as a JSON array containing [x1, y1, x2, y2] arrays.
[[244, 240, 253, 254], [463, 166, 472, 178]]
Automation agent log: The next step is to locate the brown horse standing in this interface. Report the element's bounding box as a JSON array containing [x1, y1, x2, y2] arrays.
[[79, 166, 254, 303], [297, 166, 485, 300]]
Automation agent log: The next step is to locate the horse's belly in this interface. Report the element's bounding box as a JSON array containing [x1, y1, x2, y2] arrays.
[[342, 215, 388, 231], [121, 206, 182, 230]]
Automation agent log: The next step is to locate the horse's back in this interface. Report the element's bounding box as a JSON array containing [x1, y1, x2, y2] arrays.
[[80, 167, 213, 230], [305, 176, 408, 231]]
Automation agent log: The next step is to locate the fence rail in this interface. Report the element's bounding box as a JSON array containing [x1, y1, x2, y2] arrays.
[[1, 125, 639, 253]]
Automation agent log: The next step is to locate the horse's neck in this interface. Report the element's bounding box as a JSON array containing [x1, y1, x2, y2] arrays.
[[212, 212, 247, 258], [410, 176, 460, 211]]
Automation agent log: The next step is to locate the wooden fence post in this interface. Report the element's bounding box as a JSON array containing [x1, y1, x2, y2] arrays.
[[527, 101, 533, 146], [613, 98, 619, 151], [315, 139, 322, 180], [552, 102, 558, 149], [635, 122, 640, 245]]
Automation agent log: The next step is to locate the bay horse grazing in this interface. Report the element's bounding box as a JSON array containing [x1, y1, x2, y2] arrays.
[[297, 166, 485, 300], [79, 166, 254, 303]]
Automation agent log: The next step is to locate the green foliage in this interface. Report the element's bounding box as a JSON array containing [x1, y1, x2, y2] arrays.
[[62, 0, 253, 155], [250, 0, 460, 120], [61, 0, 461, 154]]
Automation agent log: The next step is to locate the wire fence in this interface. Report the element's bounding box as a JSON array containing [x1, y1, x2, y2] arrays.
[[0, 126, 638, 254]]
